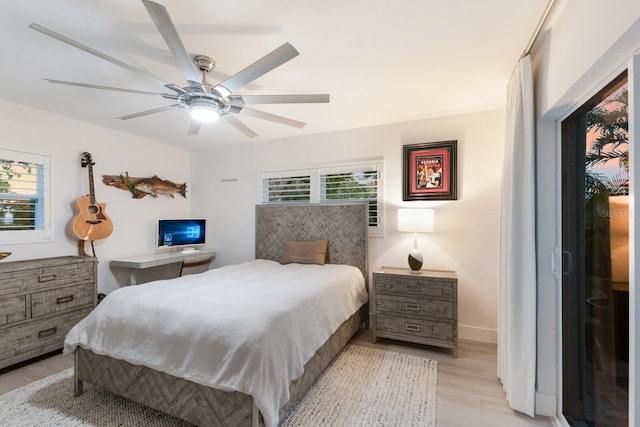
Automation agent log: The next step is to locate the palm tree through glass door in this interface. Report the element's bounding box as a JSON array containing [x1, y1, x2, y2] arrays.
[[561, 72, 629, 426]]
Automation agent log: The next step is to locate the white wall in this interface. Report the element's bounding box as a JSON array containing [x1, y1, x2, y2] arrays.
[[532, 0, 640, 417], [11, 0, 622, 376], [192, 109, 505, 343], [0, 99, 191, 293], [0, 96, 506, 342]]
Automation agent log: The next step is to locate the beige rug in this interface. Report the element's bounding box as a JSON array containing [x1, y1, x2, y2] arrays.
[[0, 345, 437, 426]]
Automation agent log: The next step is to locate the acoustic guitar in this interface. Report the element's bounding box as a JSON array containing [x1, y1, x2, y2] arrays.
[[71, 152, 113, 241]]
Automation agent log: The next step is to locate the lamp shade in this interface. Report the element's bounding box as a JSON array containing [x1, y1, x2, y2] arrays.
[[397, 208, 434, 233]]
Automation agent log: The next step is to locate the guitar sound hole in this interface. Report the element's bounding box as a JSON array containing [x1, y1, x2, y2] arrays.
[[87, 205, 99, 214]]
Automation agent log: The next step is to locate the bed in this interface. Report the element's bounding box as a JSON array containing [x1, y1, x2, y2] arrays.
[[64, 203, 369, 427]]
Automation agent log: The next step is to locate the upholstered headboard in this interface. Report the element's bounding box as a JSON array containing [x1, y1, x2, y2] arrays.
[[255, 203, 368, 278]]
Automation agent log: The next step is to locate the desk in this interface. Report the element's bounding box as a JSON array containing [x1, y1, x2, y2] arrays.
[[111, 250, 216, 285]]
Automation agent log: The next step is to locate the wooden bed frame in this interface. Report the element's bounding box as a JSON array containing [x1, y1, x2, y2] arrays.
[[73, 203, 369, 426]]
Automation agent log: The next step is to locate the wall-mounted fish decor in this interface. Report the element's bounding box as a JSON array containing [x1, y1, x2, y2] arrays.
[[102, 173, 187, 199]]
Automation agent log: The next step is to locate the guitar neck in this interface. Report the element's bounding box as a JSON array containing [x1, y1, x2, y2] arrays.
[[87, 163, 96, 204]]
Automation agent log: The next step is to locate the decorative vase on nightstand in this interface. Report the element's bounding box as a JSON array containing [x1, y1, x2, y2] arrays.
[[408, 246, 423, 272]]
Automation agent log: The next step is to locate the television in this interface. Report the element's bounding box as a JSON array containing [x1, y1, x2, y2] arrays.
[[157, 218, 206, 251]]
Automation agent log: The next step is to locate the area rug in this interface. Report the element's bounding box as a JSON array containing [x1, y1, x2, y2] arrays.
[[0, 344, 437, 427], [279, 344, 438, 427]]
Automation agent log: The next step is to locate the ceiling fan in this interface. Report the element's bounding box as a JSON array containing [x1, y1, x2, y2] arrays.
[[28, 0, 329, 138]]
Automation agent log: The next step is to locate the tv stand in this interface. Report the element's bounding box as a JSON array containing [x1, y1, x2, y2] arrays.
[[111, 250, 216, 285]]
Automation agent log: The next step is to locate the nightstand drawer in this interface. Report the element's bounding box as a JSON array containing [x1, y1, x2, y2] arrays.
[[375, 275, 454, 298], [376, 314, 454, 341], [376, 294, 454, 320]]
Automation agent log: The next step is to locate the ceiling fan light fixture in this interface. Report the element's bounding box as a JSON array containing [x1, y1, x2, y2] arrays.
[[190, 101, 220, 123], [30, 2, 329, 138]]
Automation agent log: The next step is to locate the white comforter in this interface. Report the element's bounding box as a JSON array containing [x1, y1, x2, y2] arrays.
[[64, 259, 368, 427]]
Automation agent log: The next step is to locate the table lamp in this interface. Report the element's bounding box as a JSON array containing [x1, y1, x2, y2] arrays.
[[397, 208, 434, 273]]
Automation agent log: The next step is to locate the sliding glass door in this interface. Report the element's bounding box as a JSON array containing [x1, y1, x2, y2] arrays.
[[561, 71, 629, 426]]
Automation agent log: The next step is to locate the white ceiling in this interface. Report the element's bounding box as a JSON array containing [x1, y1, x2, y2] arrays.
[[0, 0, 547, 150]]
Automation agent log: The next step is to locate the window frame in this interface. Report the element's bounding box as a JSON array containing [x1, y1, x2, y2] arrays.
[[0, 149, 53, 244]]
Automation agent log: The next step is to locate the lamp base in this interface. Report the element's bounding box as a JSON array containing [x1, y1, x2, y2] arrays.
[[408, 252, 423, 273]]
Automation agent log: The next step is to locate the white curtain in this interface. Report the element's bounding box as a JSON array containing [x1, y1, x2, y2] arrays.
[[498, 54, 537, 417]]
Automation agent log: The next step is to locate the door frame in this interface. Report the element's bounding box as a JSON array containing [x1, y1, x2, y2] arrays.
[[628, 52, 639, 425]]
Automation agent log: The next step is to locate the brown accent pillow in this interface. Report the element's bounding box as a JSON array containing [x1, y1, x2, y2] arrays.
[[280, 240, 329, 265]]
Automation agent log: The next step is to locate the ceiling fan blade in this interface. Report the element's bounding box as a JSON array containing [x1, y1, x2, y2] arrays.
[[142, 0, 205, 92], [240, 107, 306, 129], [187, 120, 201, 136], [43, 79, 177, 98], [208, 70, 263, 92], [29, 23, 168, 86], [225, 115, 258, 138], [164, 83, 188, 95], [115, 104, 181, 120], [236, 94, 330, 104], [213, 43, 299, 98]]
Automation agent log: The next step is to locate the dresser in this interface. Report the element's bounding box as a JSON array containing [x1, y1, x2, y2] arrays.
[[372, 267, 458, 357], [0, 256, 97, 369]]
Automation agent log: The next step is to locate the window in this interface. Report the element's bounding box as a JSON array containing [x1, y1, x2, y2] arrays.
[[259, 161, 383, 236], [261, 170, 312, 203], [0, 149, 52, 243]]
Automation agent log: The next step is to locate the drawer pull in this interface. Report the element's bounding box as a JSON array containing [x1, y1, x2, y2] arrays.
[[405, 323, 420, 332], [406, 284, 420, 292], [38, 274, 57, 283], [405, 302, 420, 311], [56, 295, 74, 304], [38, 327, 57, 339]]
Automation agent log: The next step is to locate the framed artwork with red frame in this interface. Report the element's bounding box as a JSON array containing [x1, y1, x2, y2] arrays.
[[403, 140, 457, 201]]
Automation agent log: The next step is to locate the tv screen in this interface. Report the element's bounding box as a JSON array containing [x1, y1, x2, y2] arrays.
[[157, 219, 206, 249]]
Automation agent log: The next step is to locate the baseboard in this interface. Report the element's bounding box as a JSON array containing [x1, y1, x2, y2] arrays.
[[535, 391, 557, 416], [459, 324, 497, 343]]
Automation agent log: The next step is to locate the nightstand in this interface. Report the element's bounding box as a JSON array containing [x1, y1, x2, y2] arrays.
[[372, 267, 458, 357]]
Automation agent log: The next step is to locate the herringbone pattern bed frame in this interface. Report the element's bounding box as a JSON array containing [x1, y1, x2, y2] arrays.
[[73, 203, 369, 426]]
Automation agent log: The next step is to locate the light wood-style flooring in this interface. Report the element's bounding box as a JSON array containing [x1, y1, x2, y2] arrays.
[[1, 330, 554, 426], [351, 329, 554, 426]]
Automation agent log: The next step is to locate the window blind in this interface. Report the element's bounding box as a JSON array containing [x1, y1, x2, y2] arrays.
[[262, 174, 311, 203], [319, 169, 379, 229]]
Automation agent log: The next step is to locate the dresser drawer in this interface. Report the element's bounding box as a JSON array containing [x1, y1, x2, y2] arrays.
[[0, 306, 91, 362], [31, 283, 94, 318], [376, 313, 454, 341], [0, 262, 95, 295], [374, 275, 454, 298], [0, 295, 27, 326], [376, 294, 454, 320]]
